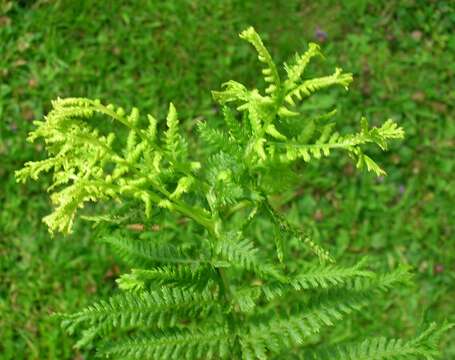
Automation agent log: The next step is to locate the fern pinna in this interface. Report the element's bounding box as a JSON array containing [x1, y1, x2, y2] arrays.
[[16, 27, 449, 359]]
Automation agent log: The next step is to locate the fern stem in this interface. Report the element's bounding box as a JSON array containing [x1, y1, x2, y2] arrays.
[[225, 199, 253, 218], [171, 201, 215, 233], [216, 267, 232, 301], [268, 138, 370, 150]]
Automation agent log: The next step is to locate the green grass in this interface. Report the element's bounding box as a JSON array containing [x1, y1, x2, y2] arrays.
[[1, 0, 454, 358]]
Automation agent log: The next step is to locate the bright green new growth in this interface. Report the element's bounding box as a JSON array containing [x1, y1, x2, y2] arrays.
[[17, 27, 447, 359]]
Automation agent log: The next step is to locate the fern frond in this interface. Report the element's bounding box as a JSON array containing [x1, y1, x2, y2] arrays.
[[263, 200, 333, 263], [239, 27, 280, 96], [222, 106, 246, 142], [197, 121, 237, 154], [216, 233, 258, 270], [240, 266, 413, 359], [240, 296, 367, 358], [164, 102, 183, 162], [312, 323, 454, 360], [276, 117, 404, 176], [102, 233, 202, 267], [146, 113, 158, 142], [347, 265, 413, 293], [284, 67, 353, 106], [60, 287, 220, 333], [100, 327, 232, 360], [211, 80, 250, 105], [205, 152, 244, 209], [15, 97, 213, 233], [231, 286, 262, 314], [258, 264, 411, 307], [215, 231, 283, 281], [41, 180, 116, 234], [170, 176, 194, 200], [284, 42, 321, 89], [290, 260, 374, 290], [117, 265, 215, 292]]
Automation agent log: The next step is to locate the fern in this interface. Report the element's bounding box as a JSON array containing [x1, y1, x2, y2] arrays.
[[17, 27, 449, 359]]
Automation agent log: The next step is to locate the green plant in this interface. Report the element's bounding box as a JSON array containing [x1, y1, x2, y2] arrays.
[[16, 26, 449, 359]]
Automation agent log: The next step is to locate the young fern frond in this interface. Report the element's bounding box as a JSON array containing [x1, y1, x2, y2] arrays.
[[284, 67, 353, 106], [239, 26, 281, 97], [16, 98, 209, 234], [164, 103, 189, 164], [211, 27, 403, 176], [276, 117, 404, 176], [17, 27, 448, 359], [284, 42, 321, 89]]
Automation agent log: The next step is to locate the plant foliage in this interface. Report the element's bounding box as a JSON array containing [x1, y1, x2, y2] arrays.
[[16, 27, 448, 359]]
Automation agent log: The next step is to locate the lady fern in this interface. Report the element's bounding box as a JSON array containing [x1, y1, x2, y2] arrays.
[[16, 27, 449, 359]]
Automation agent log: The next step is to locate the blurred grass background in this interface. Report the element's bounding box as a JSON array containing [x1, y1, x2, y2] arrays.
[[0, 0, 454, 358]]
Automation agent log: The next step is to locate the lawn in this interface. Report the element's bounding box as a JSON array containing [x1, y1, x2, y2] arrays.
[[1, 1, 454, 358]]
